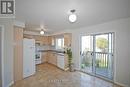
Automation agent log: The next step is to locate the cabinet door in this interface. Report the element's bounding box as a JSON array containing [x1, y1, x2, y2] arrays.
[[48, 36, 55, 46], [47, 52, 52, 64], [51, 37, 55, 46], [64, 33, 72, 47], [47, 52, 57, 65], [52, 53, 57, 65], [57, 55, 64, 69], [34, 35, 42, 41], [42, 36, 48, 45], [41, 52, 47, 63], [24, 34, 33, 39], [48, 36, 52, 45]]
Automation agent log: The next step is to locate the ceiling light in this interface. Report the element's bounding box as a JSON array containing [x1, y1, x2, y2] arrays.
[[69, 9, 77, 23], [40, 29, 44, 35]]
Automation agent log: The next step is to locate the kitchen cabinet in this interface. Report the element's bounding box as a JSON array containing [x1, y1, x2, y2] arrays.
[[24, 34, 34, 39], [51, 37, 55, 46], [23, 33, 72, 71], [46, 33, 72, 70], [48, 36, 55, 46], [47, 52, 66, 70], [34, 35, 42, 41], [41, 36, 48, 45], [64, 33, 72, 47], [41, 52, 47, 63], [48, 36, 52, 46], [47, 52, 57, 66], [24, 34, 49, 45], [51, 53, 57, 65], [47, 52, 51, 63]]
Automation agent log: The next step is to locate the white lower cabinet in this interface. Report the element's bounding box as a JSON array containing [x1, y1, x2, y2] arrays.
[[57, 55, 65, 70]]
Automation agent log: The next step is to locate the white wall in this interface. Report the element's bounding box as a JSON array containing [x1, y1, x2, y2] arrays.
[[0, 28, 2, 87], [128, 23, 130, 87], [0, 19, 14, 87], [0, 17, 129, 87], [69, 18, 130, 87]]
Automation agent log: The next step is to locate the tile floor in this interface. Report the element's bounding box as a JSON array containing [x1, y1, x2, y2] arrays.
[[11, 63, 122, 87]]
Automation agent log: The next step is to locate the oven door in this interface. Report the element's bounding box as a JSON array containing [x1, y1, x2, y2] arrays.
[[35, 53, 42, 64]]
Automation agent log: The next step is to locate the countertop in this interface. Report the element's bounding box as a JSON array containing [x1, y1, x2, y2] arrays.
[[38, 50, 65, 56]]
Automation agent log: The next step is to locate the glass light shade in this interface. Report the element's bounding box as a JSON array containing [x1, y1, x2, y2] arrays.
[[40, 30, 44, 35], [69, 14, 77, 23]]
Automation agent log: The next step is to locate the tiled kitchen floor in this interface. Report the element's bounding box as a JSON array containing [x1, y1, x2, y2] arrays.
[[11, 63, 122, 87]]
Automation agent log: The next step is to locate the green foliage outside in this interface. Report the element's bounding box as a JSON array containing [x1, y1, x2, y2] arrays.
[[96, 59, 108, 68], [96, 38, 108, 52], [81, 51, 92, 69], [81, 38, 109, 69]]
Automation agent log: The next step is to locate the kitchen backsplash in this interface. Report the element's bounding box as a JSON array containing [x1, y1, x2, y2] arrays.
[[35, 45, 58, 51]]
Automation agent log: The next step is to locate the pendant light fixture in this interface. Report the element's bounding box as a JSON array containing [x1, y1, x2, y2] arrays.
[[69, 9, 77, 23], [40, 29, 44, 35], [40, 24, 45, 35]]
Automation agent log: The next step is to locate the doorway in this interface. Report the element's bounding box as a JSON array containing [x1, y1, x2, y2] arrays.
[[0, 26, 4, 87], [0, 27, 2, 87], [80, 33, 114, 80]]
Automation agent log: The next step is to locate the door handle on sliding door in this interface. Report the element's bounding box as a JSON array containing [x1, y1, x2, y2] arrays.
[[80, 51, 82, 55], [91, 52, 94, 56]]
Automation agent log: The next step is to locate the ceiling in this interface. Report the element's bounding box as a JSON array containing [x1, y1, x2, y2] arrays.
[[15, 0, 130, 32]]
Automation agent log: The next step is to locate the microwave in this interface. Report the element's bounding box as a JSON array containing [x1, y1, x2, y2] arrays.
[[35, 41, 43, 46]]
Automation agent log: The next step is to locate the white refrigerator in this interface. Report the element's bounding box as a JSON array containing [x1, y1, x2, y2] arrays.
[[23, 38, 36, 78]]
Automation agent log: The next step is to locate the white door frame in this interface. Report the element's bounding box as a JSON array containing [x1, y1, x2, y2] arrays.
[[0, 25, 4, 87], [79, 32, 114, 81]]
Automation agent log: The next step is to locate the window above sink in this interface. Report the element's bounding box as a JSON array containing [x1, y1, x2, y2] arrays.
[[55, 38, 64, 50]]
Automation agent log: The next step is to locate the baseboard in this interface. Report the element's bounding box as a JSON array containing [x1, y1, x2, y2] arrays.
[[7, 81, 14, 87], [114, 82, 129, 87], [74, 68, 80, 71]]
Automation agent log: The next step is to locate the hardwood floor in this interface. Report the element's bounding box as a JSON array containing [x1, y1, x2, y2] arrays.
[[11, 63, 122, 87]]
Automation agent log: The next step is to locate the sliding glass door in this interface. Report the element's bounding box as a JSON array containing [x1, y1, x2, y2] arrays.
[[81, 36, 93, 73], [80, 33, 114, 80], [0, 29, 2, 87]]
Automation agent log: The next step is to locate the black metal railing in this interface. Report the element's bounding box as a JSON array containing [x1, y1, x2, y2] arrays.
[[81, 51, 113, 68], [95, 52, 109, 68]]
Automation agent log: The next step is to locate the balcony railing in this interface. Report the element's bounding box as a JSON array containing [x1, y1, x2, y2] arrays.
[[81, 51, 113, 68], [81, 51, 113, 79], [95, 52, 109, 68]]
